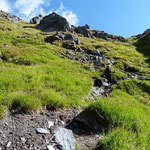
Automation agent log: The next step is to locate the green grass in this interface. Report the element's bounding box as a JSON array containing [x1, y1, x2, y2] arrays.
[[87, 80, 150, 149], [0, 17, 150, 149], [0, 18, 96, 116]]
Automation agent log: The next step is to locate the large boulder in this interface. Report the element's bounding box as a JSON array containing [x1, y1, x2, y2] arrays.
[[75, 25, 93, 38], [36, 12, 73, 32], [66, 110, 107, 134], [0, 10, 22, 23], [30, 14, 43, 24]]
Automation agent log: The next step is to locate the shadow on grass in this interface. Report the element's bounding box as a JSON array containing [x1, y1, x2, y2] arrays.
[[134, 34, 150, 64]]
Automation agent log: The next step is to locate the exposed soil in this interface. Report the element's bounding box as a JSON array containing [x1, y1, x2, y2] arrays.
[[0, 108, 101, 150]]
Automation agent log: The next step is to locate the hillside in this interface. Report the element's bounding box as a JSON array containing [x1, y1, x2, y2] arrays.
[[0, 11, 150, 150]]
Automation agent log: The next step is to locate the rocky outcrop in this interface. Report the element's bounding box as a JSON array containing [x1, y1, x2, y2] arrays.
[[93, 30, 128, 42], [0, 10, 22, 23], [36, 12, 73, 32], [30, 14, 43, 24], [45, 32, 80, 44], [75, 25, 93, 38]]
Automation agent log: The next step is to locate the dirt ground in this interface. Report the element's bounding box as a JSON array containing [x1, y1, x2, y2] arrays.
[[0, 108, 100, 150]]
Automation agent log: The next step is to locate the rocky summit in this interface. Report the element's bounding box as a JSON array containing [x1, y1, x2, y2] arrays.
[[0, 11, 150, 150], [36, 12, 73, 32]]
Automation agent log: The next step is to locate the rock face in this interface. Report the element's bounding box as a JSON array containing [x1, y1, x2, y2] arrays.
[[45, 32, 80, 44], [93, 30, 128, 42], [75, 25, 93, 38], [36, 12, 73, 32], [30, 14, 43, 24], [0, 10, 22, 23]]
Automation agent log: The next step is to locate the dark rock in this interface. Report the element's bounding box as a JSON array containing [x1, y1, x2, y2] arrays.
[[94, 78, 103, 87], [66, 110, 107, 134], [84, 24, 90, 29], [45, 32, 80, 44], [0, 10, 22, 23], [30, 14, 43, 24], [63, 33, 80, 44], [63, 42, 76, 50], [75, 26, 93, 38], [93, 30, 128, 42], [124, 63, 138, 72], [36, 12, 73, 32]]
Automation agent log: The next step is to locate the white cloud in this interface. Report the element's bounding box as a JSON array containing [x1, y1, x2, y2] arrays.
[[14, 0, 47, 16], [0, 0, 78, 25], [62, 11, 78, 26], [55, 2, 78, 26], [0, 0, 11, 12]]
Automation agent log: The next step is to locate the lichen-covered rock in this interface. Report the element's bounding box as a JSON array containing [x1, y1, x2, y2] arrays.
[[53, 127, 76, 150]]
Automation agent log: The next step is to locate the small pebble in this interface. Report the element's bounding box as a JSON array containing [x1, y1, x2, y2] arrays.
[[6, 141, 11, 148], [20, 137, 26, 143], [35, 128, 50, 134], [47, 120, 54, 129]]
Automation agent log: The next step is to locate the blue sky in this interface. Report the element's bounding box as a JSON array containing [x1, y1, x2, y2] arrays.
[[1, 0, 150, 37]]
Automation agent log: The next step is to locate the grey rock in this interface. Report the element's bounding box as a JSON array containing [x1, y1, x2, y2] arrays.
[[30, 14, 43, 24], [47, 145, 55, 150], [47, 120, 54, 129], [35, 128, 50, 134], [20, 137, 26, 143], [92, 87, 104, 97], [6, 141, 11, 148], [53, 127, 76, 150], [75, 25, 92, 38], [102, 82, 109, 87], [94, 30, 128, 42], [45, 112, 51, 117], [0, 11, 22, 23], [84, 49, 103, 56], [37, 12, 73, 32], [45, 32, 80, 45], [63, 42, 76, 50]]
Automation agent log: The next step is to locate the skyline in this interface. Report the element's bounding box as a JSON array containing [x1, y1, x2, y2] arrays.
[[1, 0, 150, 37]]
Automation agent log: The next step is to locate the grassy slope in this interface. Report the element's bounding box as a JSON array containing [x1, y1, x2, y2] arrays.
[[0, 18, 150, 149], [0, 19, 95, 115]]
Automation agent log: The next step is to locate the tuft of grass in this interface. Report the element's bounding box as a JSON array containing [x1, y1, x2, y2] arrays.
[[4, 92, 41, 112]]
